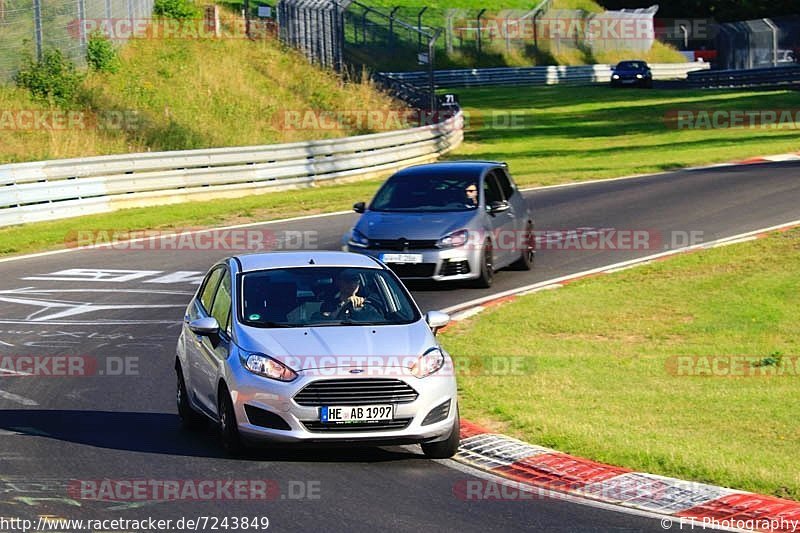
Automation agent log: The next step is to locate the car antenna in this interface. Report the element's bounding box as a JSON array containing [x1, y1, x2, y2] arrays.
[[308, 258, 315, 265]]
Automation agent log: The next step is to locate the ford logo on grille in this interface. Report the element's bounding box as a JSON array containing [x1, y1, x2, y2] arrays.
[[349, 369, 364, 374]]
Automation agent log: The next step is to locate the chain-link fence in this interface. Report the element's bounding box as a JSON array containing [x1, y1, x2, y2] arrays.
[[715, 16, 800, 70], [0, 0, 154, 82]]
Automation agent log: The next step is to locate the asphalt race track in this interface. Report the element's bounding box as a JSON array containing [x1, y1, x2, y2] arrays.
[[1, 161, 799, 532]]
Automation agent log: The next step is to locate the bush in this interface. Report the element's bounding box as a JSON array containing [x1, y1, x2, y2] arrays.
[[153, 0, 201, 19], [87, 32, 121, 73], [14, 49, 84, 105]]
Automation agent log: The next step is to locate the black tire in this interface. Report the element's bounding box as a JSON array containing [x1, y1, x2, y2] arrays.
[[176, 363, 206, 429], [510, 222, 535, 271], [218, 386, 245, 457], [421, 408, 460, 459], [472, 241, 494, 288]]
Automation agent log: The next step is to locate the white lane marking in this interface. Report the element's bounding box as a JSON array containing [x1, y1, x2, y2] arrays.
[[0, 210, 353, 265], [0, 390, 38, 406], [442, 218, 800, 315], [764, 154, 800, 162], [0, 369, 32, 376]]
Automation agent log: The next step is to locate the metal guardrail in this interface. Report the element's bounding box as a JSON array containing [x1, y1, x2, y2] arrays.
[[0, 113, 463, 227], [687, 65, 800, 89], [380, 63, 711, 88]]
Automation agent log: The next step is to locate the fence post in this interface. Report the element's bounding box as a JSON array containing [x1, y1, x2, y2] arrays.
[[78, 0, 88, 56], [476, 9, 486, 55], [33, 0, 43, 60], [388, 6, 400, 50], [763, 18, 778, 67], [415, 6, 427, 51]]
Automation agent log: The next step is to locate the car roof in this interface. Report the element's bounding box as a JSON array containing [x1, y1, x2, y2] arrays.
[[392, 161, 506, 179], [234, 251, 382, 273]]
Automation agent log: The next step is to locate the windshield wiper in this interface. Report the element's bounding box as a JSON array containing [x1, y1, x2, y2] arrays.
[[252, 321, 294, 328]]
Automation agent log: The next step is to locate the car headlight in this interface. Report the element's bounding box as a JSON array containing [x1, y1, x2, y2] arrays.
[[437, 229, 469, 249], [348, 228, 369, 248], [411, 347, 446, 378], [636, 74, 643, 79], [243, 352, 298, 382], [612, 74, 620, 79]]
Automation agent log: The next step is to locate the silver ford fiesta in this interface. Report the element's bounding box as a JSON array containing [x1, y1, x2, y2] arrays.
[[343, 161, 534, 288], [176, 251, 459, 458]]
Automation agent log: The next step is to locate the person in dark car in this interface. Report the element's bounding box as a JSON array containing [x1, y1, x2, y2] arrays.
[[320, 270, 382, 321], [465, 183, 479, 207]]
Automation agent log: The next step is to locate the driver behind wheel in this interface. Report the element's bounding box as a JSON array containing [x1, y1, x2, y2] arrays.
[[320, 269, 366, 315]]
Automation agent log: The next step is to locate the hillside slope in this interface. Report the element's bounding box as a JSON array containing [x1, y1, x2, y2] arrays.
[[0, 11, 399, 164]]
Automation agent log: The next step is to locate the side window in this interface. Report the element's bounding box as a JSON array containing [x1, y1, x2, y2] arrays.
[[483, 173, 503, 205], [210, 272, 232, 334], [495, 169, 515, 200], [199, 267, 224, 312]]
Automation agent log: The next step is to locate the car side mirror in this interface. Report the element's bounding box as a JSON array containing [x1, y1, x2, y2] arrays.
[[353, 202, 366, 214], [425, 311, 451, 335], [189, 317, 220, 336], [487, 201, 510, 214]]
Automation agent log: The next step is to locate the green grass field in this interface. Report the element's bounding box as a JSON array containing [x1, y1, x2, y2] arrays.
[[441, 228, 800, 500], [446, 86, 800, 187]]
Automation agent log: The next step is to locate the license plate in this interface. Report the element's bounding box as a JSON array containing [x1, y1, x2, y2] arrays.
[[320, 405, 394, 423], [381, 253, 423, 264]]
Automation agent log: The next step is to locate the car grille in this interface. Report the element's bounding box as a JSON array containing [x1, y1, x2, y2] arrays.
[[438, 259, 471, 277], [369, 239, 438, 251], [386, 263, 436, 278], [294, 378, 419, 406], [302, 418, 413, 432]]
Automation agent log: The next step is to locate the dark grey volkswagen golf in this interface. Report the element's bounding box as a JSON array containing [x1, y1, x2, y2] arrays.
[[342, 161, 534, 288]]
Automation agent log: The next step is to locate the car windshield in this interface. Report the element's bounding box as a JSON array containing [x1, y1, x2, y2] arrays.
[[370, 174, 480, 212], [617, 61, 646, 70], [239, 267, 420, 328]]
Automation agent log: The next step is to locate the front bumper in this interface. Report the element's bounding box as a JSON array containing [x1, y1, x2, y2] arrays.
[[227, 364, 459, 445], [345, 245, 482, 282]]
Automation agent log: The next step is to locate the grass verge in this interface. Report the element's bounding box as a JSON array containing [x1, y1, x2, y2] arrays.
[[440, 228, 800, 500], [446, 85, 800, 187]]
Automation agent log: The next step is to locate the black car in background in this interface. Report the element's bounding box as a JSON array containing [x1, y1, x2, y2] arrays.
[[611, 60, 653, 88]]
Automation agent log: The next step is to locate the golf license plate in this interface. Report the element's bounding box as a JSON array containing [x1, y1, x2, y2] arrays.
[[381, 253, 423, 264], [320, 405, 394, 423]]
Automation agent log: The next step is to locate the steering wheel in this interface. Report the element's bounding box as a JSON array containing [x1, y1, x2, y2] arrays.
[[335, 297, 385, 320]]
